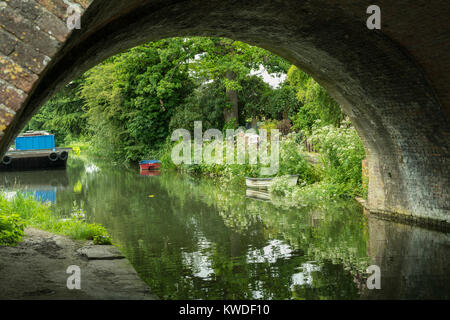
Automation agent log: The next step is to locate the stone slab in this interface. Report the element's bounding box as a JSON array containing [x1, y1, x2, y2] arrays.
[[77, 245, 125, 260]]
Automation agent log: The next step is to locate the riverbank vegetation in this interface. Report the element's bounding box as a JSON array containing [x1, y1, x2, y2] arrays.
[[0, 193, 111, 246], [25, 36, 367, 203]]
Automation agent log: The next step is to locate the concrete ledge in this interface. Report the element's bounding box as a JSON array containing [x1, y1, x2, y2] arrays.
[[0, 228, 158, 299], [77, 245, 125, 260], [356, 197, 450, 233]]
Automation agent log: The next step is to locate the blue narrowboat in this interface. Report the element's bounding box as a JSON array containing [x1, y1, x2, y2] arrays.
[[0, 131, 71, 171]]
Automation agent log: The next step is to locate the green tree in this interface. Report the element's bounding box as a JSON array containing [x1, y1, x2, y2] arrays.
[[238, 75, 273, 127], [262, 84, 300, 120], [190, 37, 289, 125], [169, 81, 226, 133], [80, 39, 196, 162], [25, 77, 87, 145], [287, 66, 344, 133]]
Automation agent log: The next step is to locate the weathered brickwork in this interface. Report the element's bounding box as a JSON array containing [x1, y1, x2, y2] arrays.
[[0, 79, 26, 112], [0, 0, 448, 224], [0, 54, 38, 91], [0, 0, 89, 135], [0, 5, 60, 56], [0, 103, 14, 133]]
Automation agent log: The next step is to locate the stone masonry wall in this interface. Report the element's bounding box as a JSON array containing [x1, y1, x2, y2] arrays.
[[0, 0, 90, 135]]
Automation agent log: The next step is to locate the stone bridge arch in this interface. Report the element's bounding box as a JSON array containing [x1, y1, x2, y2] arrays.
[[0, 0, 448, 223]]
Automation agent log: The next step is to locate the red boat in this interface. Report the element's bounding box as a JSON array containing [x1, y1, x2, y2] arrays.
[[139, 160, 161, 170]]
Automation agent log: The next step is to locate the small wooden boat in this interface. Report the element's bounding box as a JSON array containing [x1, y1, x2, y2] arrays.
[[139, 160, 161, 170], [245, 175, 299, 189]]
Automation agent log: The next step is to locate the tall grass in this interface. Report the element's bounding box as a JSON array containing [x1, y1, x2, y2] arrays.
[[0, 193, 111, 246]]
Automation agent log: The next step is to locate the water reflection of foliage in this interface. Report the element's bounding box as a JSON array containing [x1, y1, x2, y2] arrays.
[[158, 172, 370, 274], [54, 160, 369, 299], [160, 173, 263, 232]]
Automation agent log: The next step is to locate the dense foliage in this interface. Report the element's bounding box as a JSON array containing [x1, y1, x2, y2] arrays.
[[25, 78, 86, 145], [80, 39, 197, 162], [310, 120, 366, 197], [169, 81, 227, 133], [287, 66, 344, 133], [27, 36, 366, 202], [0, 209, 25, 246], [189, 37, 289, 124]]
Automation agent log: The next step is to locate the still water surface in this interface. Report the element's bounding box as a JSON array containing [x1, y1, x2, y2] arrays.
[[1, 157, 448, 299]]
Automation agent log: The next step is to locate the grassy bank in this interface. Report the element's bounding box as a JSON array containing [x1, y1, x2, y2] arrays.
[[0, 193, 111, 246]]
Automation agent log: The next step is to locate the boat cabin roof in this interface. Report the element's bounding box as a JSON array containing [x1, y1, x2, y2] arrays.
[[18, 131, 53, 137]]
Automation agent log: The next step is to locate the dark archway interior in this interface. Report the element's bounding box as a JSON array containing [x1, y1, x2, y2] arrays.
[[1, 0, 448, 222]]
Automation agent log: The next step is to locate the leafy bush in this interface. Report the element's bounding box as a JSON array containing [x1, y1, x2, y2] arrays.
[[310, 120, 366, 197], [258, 120, 279, 132], [265, 119, 367, 207], [278, 134, 318, 183], [93, 234, 113, 245], [269, 176, 297, 196], [160, 132, 318, 183], [0, 212, 25, 246], [222, 118, 239, 132]]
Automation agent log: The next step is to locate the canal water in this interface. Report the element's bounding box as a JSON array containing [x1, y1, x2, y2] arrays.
[[1, 157, 448, 299]]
